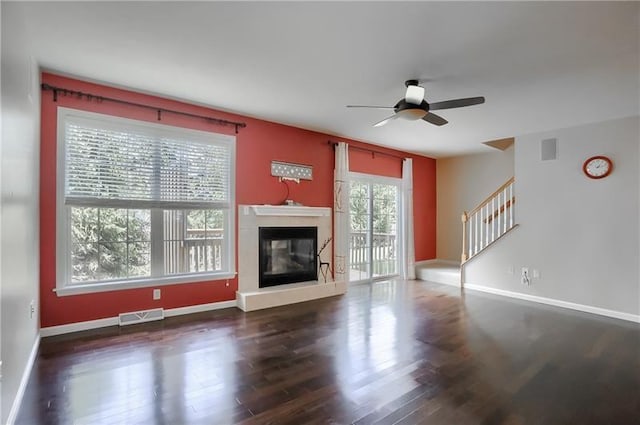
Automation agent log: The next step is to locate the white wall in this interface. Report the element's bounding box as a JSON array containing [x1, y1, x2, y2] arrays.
[[464, 116, 640, 317], [437, 147, 514, 261], [1, 3, 41, 423]]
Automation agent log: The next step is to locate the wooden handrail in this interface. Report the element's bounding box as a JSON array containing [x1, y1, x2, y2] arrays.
[[468, 177, 515, 216], [484, 197, 516, 224]]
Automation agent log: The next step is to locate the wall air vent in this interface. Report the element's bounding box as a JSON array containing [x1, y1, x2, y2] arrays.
[[541, 138, 557, 161], [118, 308, 164, 326]]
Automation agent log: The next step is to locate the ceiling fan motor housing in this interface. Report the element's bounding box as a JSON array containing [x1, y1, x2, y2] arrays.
[[394, 99, 429, 120]]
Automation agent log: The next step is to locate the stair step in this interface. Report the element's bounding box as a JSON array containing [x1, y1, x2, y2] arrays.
[[415, 260, 461, 287]]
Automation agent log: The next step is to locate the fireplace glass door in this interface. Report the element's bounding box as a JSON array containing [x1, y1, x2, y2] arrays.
[[259, 226, 317, 288]]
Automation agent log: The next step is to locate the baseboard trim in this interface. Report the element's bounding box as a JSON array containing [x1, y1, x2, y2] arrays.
[[464, 283, 640, 323], [163, 300, 237, 317], [40, 316, 119, 337], [40, 300, 238, 337], [6, 335, 40, 425]]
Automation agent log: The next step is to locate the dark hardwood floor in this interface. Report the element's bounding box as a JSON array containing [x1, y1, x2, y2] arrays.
[[17, 280, 640, 425]]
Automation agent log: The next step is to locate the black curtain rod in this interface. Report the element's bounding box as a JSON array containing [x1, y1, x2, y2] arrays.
[[41, 83, 247, 134], [328, 141, 406, 161]]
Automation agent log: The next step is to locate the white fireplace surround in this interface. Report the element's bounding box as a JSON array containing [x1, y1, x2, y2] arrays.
[[237, 205, 346, 311]]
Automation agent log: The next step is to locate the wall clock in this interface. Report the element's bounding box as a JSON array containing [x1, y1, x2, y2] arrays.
[[582, 155, 613, 179]]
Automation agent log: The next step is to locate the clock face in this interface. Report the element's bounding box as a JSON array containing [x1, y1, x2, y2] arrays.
[[583, 156, 612, 179]]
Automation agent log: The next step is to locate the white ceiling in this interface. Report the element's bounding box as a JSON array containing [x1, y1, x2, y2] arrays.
[[11, 1, 640, 158]]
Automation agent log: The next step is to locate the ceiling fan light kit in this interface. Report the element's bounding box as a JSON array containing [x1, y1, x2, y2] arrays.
[[398, 108, 427, 120], [347, 79, 485, 128], [405, 85, 425, 105]]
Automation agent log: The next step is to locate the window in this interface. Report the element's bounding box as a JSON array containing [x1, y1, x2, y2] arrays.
[[57, 108, 235, 295]]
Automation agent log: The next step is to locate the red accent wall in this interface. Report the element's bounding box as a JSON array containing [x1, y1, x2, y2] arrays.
[[40, 73, 436, 327]]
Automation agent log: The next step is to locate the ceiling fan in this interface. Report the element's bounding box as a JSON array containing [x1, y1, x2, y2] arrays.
[[347, 79, 485, 127]]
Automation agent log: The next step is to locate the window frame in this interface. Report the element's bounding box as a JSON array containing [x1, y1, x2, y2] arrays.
[[55, 107, 236, 296]]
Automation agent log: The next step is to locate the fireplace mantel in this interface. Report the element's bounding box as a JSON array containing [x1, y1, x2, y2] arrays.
[[248, 205, 330, 217], [237, 204, 346, 311]]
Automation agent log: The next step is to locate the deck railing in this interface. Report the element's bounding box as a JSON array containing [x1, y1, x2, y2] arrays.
[[163, 211, 224, 274], [183, 237, 223, 272], [349, 232, 397, 276]]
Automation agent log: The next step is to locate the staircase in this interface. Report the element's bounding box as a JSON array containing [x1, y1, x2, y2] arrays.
[[415, 177, 516, 287], [461, 177, 516, 263]]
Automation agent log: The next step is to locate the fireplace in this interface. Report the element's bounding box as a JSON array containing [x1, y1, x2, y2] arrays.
[[237, 205, 345, 312], [259, 226, 317, 288]]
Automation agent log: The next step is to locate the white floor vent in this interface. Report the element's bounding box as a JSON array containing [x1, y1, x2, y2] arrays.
[[119, 308, 164, 326]]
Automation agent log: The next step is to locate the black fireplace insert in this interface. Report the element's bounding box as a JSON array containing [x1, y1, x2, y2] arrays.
[[258, 226, 318, 288]]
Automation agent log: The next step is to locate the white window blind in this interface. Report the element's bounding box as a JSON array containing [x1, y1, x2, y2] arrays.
[[64, 114, 233, 209], [56, 108, 236, 295]]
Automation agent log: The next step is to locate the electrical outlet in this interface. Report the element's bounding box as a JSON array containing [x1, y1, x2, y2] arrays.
[[507, 265, 514, 275], [521, 267, 530, 286], [533, 269, 540, 279], [153, 289, 161, 300], [29, 300, 35, 319]]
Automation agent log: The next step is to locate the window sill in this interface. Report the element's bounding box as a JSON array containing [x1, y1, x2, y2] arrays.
[[55, 272, 237, 297]]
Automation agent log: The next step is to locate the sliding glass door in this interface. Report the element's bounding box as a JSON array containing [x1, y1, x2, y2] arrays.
[[348, 174, 401, 282]]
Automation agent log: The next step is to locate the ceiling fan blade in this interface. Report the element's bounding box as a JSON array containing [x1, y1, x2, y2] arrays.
[[429, 96, 485, 110], [346, 105, 394, 109], [373, 114, 400, 127], [422, 112, 448, 126]]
